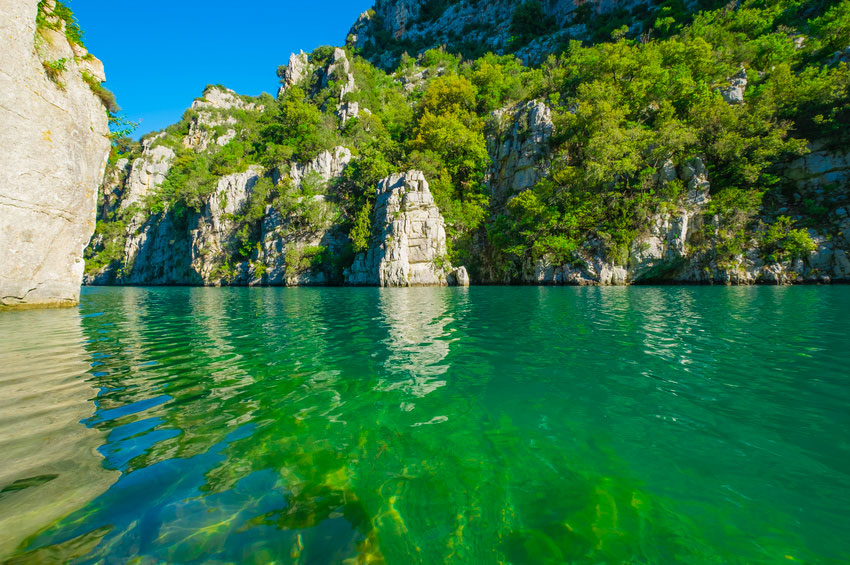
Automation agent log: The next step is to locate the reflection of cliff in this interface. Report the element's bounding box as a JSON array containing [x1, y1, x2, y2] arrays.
[[0, 308, 118, 557], [377, 288, 453, 399]]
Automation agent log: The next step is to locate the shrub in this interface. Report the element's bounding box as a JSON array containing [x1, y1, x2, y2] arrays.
[[41, 58, 67, 85], [81, 71, 120, 113], [510, 1, 557, 46], [762, 216, 817, 262]]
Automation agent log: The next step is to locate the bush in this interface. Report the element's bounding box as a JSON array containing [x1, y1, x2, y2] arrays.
[[762, 216, 817, 262], [41, 58, 67, 85], [82, 71, 120, 113], [511, 2, 557, 47], [36, 0, 85, 47]]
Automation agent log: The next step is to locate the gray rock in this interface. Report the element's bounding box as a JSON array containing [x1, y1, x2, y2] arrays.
[[488, 101, 554, 202], [278, 51, 313, 96], [448, 266, 470, 287], [346, 171, 452, 286], [720, 67, 748, 105], [184, 86, 255, 151], [349, 0, 651, 68], [191, 167, 263, 281], [0, 0, 111, 309], [289, 146, 352, 187], [121, 145, 175, 210], [338, 101, 370, 126], [775, 141, 850, 190]]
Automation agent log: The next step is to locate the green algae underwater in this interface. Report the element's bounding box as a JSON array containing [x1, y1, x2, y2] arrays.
[[1, 286, 849, 563]]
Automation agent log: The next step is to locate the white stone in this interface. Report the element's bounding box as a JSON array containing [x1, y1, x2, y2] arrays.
[[0, 0, 110, 308], [720, 67, 748, 105], [289, 146, 352, 187], [346, 171, 452, 286]]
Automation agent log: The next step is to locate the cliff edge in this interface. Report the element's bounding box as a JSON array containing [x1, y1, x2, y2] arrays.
[[0, 0, 111, 309]]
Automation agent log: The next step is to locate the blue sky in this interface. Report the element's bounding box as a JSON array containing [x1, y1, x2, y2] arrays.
[[71, 1, 373, 136]]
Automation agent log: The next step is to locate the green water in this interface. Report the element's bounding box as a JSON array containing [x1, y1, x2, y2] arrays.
[[1, 287, 849, 563]]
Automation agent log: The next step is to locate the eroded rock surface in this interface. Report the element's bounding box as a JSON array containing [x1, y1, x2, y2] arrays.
[[346, 171, 458, 286], [0, 0, 111, 309], [488, 101, 554, 202]]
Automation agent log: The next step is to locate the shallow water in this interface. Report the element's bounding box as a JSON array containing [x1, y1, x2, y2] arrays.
[[1, 286, 849, 563]]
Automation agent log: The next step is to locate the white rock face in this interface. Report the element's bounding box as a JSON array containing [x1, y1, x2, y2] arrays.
[[278, 51, 313, 96], [289, 146, 353, 187], [0, 0, 110, 309], [191, 167, 263, 281], [720, 67, 748, 105], [184, 86, 253, 151], [448, 266, 470, 287], [346, 171, 453, 286], [258, 204, 348, 287], [190, 86, 253, 112], [488, 101, 554, 201], [121, 145, 175, 210], [324, 48, 357, 102], [349, 0, 651, 67], [338, 101, 370, 126], [780, 141, 850, 190]]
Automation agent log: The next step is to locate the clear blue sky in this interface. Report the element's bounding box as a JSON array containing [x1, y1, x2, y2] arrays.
[[72, 1, 373, 137]]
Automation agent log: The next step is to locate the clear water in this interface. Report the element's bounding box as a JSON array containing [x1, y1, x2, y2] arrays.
[[1, 286, 849, 563]]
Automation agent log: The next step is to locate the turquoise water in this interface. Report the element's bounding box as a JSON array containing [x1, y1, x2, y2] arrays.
[[1, 286, 849, 563]]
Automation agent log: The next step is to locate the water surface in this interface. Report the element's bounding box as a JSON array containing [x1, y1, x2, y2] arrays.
[[1, 286, 848, 563]]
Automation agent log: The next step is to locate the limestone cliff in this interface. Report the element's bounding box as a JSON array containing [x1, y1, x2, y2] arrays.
[[0, 0, 111, 309], [487, 100, 555, 203], [348, 0, 656, 68], [346, 171, 461, 286], [502, 155, 850, 286], [84, 81, 356, 287]]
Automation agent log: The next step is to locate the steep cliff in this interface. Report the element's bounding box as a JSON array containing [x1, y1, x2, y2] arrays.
[[0, 0, 111, 309], [85, 83, 358, 287], [346, 171, 460, 286], [85, 0, 850, 287], [348, 0, 697, 68]]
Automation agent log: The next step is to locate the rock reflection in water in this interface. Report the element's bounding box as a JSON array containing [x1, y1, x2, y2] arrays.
[[377, 288, 453, 400], [0, 308, 118, 558]]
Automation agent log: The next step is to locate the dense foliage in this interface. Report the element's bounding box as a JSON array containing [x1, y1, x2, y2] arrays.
[[88, 0, 850, 281]]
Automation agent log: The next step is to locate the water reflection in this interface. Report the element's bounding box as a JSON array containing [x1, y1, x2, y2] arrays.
[[377, 288, 453, 400], [1, 287, 847, 563], [0, 308, 119, 558]]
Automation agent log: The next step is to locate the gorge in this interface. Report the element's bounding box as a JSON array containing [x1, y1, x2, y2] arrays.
[[1, 1, 850, 563], [79, 0, 850, 290]]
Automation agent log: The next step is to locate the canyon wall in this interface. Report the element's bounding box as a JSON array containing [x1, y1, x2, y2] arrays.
[[0, 0, 110, 309]]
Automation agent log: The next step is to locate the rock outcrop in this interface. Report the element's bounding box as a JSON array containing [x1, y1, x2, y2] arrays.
[[346, 171, 461, 286], [258, 147, 354, 286], [500, 154, 850, 286], [278, 51, 313, 97], [289, 146, 352, 187], [720, 67, 748, 105], [121, 145, 175, 209], [185, 86, 256, 152], [0, 0, 111, 309], [349, 0, 653, 67], [191, 166, 263, 281], [488, 101, 555, 202]]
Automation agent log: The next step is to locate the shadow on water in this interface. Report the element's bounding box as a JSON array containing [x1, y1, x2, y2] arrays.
[[0, 286, 848, 562]]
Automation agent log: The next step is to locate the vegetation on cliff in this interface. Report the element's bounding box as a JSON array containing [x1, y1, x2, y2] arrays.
[[87, 0, 850, 283]]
